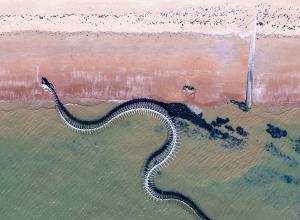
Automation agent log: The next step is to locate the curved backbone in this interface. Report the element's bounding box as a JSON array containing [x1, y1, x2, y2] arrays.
[[42, 79, 211, 220]]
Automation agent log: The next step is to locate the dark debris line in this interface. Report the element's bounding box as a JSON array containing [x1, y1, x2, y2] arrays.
[[265, 143, 299, 167], [263, 123, 300, 186]]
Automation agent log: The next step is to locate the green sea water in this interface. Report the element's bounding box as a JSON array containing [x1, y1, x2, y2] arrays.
[[0, 102, 299, 220]]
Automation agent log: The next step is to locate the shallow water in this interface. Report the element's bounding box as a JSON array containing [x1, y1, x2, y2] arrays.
[[0, 102, 299, 220]]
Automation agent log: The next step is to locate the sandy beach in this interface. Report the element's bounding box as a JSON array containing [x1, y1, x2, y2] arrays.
[[0, 31, 299, 106], [0, 0, 299, 36], [0, 0, 299, 106]]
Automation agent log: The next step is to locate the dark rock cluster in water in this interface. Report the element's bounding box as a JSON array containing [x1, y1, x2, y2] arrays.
[[236, 126, 248, 137], [266, 123, 288, 138], [211, 117, 230, 127], [163, 103, 248, 148], [224, 125, 234, 132]]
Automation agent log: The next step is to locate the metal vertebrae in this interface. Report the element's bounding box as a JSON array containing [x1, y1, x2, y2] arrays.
[[41, 77, 211, 220]]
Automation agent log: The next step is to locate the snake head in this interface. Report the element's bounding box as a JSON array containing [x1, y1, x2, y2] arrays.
[[41, 77, 53, 91]]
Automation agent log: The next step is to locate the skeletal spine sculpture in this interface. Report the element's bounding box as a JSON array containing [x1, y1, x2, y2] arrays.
[[41, 77, 210, 220]]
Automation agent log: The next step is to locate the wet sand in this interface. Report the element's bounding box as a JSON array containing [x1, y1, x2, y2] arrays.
[[0, 32, 249, 106], [254, 36, 300, 106], [0, 31, 299, 106]]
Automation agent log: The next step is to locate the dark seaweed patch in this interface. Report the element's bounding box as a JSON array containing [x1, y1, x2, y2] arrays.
[[176, 120, 190, 133], [280, 175, 300, 185], [211, 117, 230, 127], [224, 125, 234, 132], [243, 166, 280, 186], [281, 175, 294, 184], [163, 102, 246, 148], [265, 143, 298, 167], [236, 126, 248, 137], [292, 138, 300, 154], [176, 120, 205, 139], [187, 129, 202, 138], [266, 123, 287, 139], [244, 166, 300, 186]]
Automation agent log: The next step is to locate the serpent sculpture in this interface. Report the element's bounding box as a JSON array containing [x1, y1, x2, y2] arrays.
[[41, 77, 211, 220]]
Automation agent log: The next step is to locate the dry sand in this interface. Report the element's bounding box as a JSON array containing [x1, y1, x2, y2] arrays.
[[0, 0, 299, 35]]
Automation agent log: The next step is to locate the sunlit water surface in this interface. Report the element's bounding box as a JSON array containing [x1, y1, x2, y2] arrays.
[[0, 102, 299, 220]]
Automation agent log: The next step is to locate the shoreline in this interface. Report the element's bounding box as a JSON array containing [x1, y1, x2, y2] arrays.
[[0, 99, 299, 115]]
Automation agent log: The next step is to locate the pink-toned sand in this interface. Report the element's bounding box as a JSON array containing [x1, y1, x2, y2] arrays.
[[0, 32, 299, 106], [254, 36, 300, 106], [0, 32, 248, 105]]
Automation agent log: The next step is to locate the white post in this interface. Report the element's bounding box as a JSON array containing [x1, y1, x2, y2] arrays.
[[245, 16, 257, 109]]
